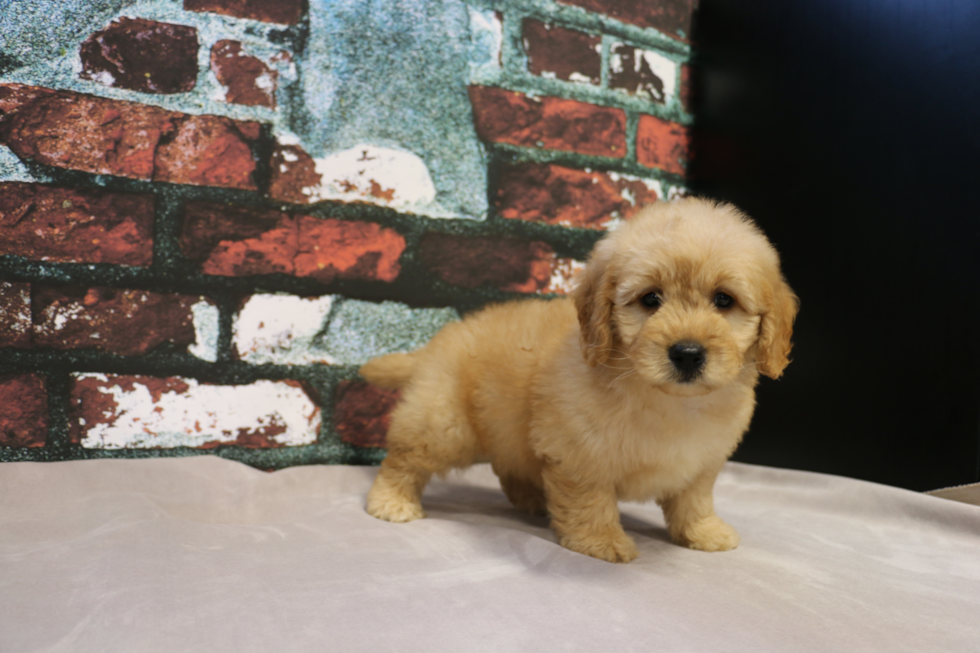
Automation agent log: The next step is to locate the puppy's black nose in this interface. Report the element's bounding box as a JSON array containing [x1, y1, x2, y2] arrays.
[[669, 341, 706, 380]]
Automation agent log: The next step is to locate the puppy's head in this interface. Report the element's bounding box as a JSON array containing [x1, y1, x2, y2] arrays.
[[573, 198, 798, 395]]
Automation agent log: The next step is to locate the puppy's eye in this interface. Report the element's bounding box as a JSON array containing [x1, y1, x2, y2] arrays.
[[714, 292, 734, 309], [641, 292, 662, 308]]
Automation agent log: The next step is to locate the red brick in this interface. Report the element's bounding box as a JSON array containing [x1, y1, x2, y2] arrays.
[[0, 282, 31, 348], [184, 0, 305, 25], [468, 86, 626, 158], [0, 183, 153, 266], [1, 84, 170, 179], [211, 40, 277, 108], [181, 201, 405, 283], [636, 114, 690, 176], [496, 163, 658, 229], [181, 202, 285, 264], [31, 285, 201, 356], [79, 17, 198, 94], [0, 84, 258, 190], [293, 217, 404, 282], [268, 143, 320, 204], [609, 43, 667, 103], [0, 373, 47, 447], [154, 115, 260, 189], [523, 20, 600, 85], [335, 380, 399, 448], [556, 0, 697, 42], [419, 232, 559, 292]]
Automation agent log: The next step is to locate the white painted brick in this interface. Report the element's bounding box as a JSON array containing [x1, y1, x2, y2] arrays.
[[545, 258, 587, 295], [73, 374, 320, 449], [234, 293, 335, 365], [610, 43, 678, 103], [303, 145, 437, 210]]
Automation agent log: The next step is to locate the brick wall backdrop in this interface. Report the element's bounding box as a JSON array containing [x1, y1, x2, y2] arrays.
[[0, 0, 696, 468]]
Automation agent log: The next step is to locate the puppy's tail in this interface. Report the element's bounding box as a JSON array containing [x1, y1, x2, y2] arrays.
[[359, 352, 418, 389]]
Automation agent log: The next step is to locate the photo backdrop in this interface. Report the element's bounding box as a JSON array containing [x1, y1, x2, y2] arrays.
[[0, 0, 696, 467]]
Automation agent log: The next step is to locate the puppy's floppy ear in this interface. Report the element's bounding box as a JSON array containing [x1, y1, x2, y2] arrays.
[[572, 240, 616, 367], [756, 276, 799, 379]]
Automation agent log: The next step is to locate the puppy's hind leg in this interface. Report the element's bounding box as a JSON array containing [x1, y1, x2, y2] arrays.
[[367, 400, 479, 523], [367, 444, 432, 523]]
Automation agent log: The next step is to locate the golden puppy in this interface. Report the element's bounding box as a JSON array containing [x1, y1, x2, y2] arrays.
[[360, 197, 798, 563]]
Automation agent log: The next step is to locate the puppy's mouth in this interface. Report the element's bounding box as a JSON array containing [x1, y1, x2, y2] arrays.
[[630, 340, 717, 395]]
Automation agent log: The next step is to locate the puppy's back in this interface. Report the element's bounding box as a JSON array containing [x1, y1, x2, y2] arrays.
[[413, 298, 575, 388], [361, 298, 577, 465]]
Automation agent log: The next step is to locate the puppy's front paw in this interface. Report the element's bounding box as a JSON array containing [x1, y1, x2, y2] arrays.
[[367, 488, 426, 523], [560, 530, 639, 563], [676, 516, 740, 552]]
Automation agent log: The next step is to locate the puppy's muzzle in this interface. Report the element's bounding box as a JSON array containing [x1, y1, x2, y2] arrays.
[[669, 341, 706, 382]]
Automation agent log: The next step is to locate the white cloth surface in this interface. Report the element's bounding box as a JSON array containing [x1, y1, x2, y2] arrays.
[[1, 456, 978, 653]]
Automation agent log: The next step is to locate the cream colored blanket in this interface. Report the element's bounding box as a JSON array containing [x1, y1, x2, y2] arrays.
[[1, 457, 978, 652]]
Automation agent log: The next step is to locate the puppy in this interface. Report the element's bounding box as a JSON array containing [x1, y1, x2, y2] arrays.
[[360, 198, 798, 563]]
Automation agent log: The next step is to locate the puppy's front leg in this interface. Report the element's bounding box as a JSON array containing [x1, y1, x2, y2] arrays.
[[542, 462, 638, 563], [660, 464, 739, 552]]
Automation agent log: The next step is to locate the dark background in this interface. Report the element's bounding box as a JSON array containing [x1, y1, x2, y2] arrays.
[[691, 0, 980, 491]]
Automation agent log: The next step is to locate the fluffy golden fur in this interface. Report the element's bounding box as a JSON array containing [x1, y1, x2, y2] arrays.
[[360, 198, 798, 563]]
